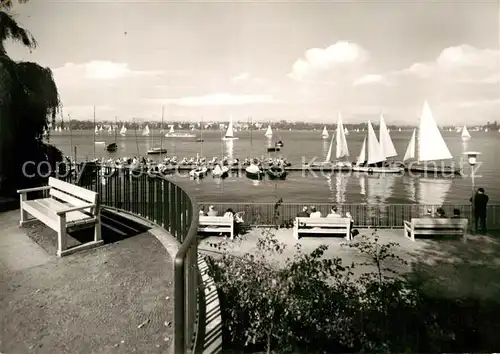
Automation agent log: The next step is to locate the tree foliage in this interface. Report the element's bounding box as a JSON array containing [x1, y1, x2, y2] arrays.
[[0, 0, 62, 196], [206, 202, 500, 353]]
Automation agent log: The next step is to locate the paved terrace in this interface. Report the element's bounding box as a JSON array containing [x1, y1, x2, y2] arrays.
[[200, 227, 500, 299], [0, 208, 175, 354]]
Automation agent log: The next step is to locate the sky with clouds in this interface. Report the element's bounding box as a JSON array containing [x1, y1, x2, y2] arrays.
[[5, 0, 500, 124]]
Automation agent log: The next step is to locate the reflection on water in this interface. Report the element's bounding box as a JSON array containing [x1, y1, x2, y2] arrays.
[[251, 179, 261, 186], [366, 174, 396, 204], [358, 173, 366, 197], [403, 176, 416, 202], [225, 139, 234, 160], [267, 137, 273, 148], [417, 178, 452, 206], [323, 140, 329, 159], [335, 173, 349, 203]]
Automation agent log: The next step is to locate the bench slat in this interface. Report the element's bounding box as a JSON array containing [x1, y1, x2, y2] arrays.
[[404, 218, 468, 241], [49, 177, 97, 204]]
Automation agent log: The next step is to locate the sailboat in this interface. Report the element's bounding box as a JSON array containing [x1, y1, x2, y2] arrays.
[[461, 125, 471, 141], [222, 116, 239, 141], [164, 123, 196, 138], [321, 126, 329, 139], [120, 124, 127, 136], [94, 107, 105, 145], [95, 126, 99, 135], [310, 112, 351, 169], [352, 120, 403, 173], [142, 125, 150, 137], [108, 125, 113, 135], [344, 127, 349, 136], [378, 113, 399, 166], [147, 108, 167, 155], [403, 101, 460, 175], [265, 125, 273, 138]]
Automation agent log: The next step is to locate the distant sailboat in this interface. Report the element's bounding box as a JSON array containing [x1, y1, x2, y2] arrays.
[[99, 125, 103, 132], [265, 125, 273, 138], [403, 101, 460, 175], [321, 126, 329, 139], [108, 125, 113, 135], [147, 107, 167, 155], [120, 124, 127, 136], [324, 112, 350, 166], [165, 124, 196, 138], [461, 125, 471, 141], [142, 125, 150, 136], [222, 116, 239, 140], [353, 120, 402, 173], [485, 128, 489, 132], [95, 126, 99, 135], [344, 127, 349, 136]]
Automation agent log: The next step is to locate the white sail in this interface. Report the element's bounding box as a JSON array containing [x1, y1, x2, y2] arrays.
[[379, 113, 397, 158], [356, 136, 366, 165], [403, 129, 416, 161], [418, 101, 453, 162], [461, 125, 471, 140], [265, 125, 273, 138], [344, 127, 349, 136], [99, 125, 103, 131], [108, 125, 113, 134], [95, 126, 99, 135], [225, 117, 235, 138], [367, 120, 385, 164], [120, 124, 127, 136], [359, 173, 366, 196], [325, 134, 334, 162], [142, 125, 150, 136], [418, 178, 452, 206], [168, 126, 175, 134], [321, 126, 329, 139], [336, 112, 349, 159]]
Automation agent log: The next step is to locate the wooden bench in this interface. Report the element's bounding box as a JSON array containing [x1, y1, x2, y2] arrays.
[[293, 217, 351, 240], [18, 177, 102, 257], [198, 215, 234, 240], [403, 218, 468, 242]]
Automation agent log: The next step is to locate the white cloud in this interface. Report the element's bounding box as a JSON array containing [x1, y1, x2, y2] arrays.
[[151, 93, 277, 106], [352, 74, 390, 87], [288, 41, 369, 82], [394, 45, 500, 82], [232, 72, 250, 82]]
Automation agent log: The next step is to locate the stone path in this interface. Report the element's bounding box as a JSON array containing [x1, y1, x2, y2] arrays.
[[0, 210, 174, 354]]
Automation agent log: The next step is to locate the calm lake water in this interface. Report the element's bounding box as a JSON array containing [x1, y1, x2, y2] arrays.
[[47, 129, 498, 205]]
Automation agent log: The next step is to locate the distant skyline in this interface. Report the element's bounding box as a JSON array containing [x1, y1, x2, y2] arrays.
[[5, 0, 500, 124]]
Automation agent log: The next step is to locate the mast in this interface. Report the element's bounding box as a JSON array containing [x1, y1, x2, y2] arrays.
[[68, 113, 74, 161], [250, 116, 253, 147], [200, 116, 204, 158], [114, 116, 117, 143], [93, 106, 96, 159], [160, 106, 164, 156]]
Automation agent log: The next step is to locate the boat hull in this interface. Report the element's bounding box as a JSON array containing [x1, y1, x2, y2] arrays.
[[267, 147, 280, 152], [246, 171, 264, 180], [266, 169, 287, 180], [405, 164, 462, 176], [352, 166, 403, 173], [222, 137, 239, 141], [165, 134, 196, 138], [106, 143, 118, 152], [147, 148, 167, 155]]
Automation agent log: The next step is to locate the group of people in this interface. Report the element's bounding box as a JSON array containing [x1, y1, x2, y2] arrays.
[[296, 205, 357, 237], [423, 187, 489, 234], [199, 205, 244, 238]]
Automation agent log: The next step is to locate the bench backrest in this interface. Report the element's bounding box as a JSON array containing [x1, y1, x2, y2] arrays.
[[412, 218, 468, 230], [296, 217, 351, 227], [48, 177, 98, 214], [199, 215, 233, 225]]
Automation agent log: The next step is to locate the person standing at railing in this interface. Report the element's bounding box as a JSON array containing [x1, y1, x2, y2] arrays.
[[470, 188, 489, 234]]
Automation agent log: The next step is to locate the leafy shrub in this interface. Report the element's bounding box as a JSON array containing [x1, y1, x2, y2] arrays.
[[206, 203, 500, 353]]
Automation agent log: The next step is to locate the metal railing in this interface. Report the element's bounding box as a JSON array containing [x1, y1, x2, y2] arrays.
[[199, 202, 500, 230], [61, 164, 199, 354]]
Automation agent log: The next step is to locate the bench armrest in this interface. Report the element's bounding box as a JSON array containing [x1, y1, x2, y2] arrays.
[[17, 186, 51, 194], [56, 203, 96, 216]]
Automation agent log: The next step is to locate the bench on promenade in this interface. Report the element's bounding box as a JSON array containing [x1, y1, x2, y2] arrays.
[[293, 217, 351, 240], [403, 218, 468, 242], [198, 215, 234, 240], [18, 177, 102, 257]]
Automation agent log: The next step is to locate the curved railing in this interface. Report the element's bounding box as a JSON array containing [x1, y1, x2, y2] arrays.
[[63, 164, 199, 354]]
